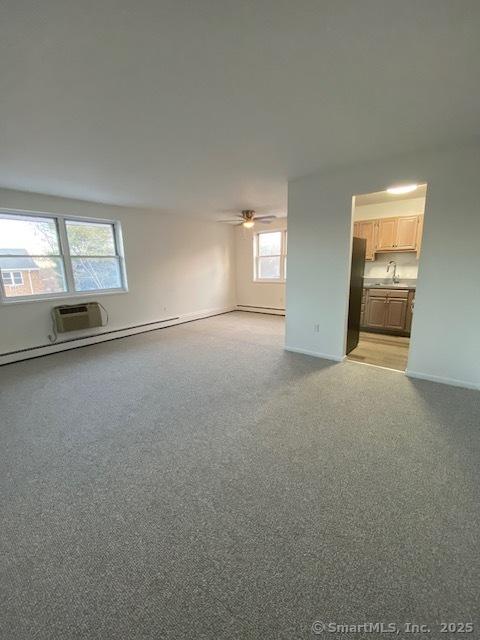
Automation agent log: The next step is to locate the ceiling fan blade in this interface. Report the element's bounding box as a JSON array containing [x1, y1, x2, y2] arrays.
[[255, 215, 277, 220], [218, 219, 242, 223], [257, 219, 273, 224]]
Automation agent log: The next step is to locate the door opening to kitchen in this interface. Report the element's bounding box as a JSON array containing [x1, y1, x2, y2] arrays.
[[346, 183, 427, 371]]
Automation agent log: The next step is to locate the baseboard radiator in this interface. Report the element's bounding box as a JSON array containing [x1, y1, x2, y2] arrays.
[[0, 306, 235, 366], [237, 304, 285, 316]]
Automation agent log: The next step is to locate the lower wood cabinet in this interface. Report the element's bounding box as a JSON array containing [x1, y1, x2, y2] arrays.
[[385, 297, 407, 330], [405, 290, 415, 333], [365, 294, 388, 328], [361, 288, 414, 335]]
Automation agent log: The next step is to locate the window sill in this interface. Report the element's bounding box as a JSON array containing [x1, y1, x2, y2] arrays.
[[0, 288, 128, 305], [253, 279, 286, 284]]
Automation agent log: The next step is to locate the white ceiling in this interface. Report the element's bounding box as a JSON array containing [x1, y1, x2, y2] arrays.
[[1, 1, 479, 218], [355, 184, 427, 207]]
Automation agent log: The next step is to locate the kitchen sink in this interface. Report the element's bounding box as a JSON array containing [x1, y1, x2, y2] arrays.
[[367, 283, 415, 289]]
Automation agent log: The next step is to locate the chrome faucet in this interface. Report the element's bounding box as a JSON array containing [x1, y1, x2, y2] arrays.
[[387, 260, 400, 284]]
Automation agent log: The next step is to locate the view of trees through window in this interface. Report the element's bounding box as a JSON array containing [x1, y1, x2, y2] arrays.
[[255, 230, 287, 281], [66, 221, 122, 291], [0, 214, 124, 299]]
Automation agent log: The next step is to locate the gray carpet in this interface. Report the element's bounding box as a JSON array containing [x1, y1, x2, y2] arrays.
[[1, 311, 479, 639]]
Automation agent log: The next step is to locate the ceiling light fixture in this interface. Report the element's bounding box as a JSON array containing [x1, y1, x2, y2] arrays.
[[242, 220, 255, 229], [386, 183, 418, 195]]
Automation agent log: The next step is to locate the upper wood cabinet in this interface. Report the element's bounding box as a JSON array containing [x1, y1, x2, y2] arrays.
[[355, 215, 423, 256], [396, 216, 419, 250], [376, 218, 397, 251], [353, 220, 377, 260], [416, 215, 424, 256]]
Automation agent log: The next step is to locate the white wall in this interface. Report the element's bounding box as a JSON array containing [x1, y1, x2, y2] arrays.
[[353, 196, 426, 221], [363, 251, 419, 280], [235, 218, 286, 313], [286, 145, 480, 390], [0, 189, 236, 360]]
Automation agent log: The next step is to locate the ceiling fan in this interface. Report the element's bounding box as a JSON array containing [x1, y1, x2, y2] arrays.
[[219, 210, 277, 228]]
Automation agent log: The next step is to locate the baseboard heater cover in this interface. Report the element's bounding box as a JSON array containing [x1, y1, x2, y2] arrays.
[[1, 316, 179, 358], [0, 307, 236, 365], [237, 304, 285, 312]]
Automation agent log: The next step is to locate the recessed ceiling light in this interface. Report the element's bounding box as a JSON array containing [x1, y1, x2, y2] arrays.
[[386, 184, 418, 195]]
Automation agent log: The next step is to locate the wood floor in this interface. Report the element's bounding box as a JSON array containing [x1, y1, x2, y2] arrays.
[[347, 331, 410, 371]]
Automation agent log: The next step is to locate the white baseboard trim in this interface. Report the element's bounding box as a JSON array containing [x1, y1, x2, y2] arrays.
[[406, 369, 479, 391], [285, 345, 345, 362], [177, 306, 236, 323], [237, 305, 285, 316], [0, 305, 236, 366]]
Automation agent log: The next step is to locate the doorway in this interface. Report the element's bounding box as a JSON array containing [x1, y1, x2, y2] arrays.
[[346, 183, 427, 371]]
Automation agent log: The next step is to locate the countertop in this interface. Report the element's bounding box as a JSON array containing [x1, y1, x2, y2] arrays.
[[363, 279, 416, 290], [364, 284, 416, 290]]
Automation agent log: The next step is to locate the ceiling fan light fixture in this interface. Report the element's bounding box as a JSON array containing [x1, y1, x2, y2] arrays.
[[242, 220, 255, 229]]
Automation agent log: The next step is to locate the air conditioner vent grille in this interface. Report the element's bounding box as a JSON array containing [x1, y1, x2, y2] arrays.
[[59, 305, 88, 315], [53, 302, 103, 332]]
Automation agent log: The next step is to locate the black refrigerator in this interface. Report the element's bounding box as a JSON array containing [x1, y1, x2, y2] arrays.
[[346, 236, 366, 354]]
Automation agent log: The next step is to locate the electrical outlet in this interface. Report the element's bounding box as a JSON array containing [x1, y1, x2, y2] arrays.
[[313, 323, 320, 333]]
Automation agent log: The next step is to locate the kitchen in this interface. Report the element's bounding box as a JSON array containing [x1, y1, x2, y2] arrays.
[[347, 183, 426, 371]]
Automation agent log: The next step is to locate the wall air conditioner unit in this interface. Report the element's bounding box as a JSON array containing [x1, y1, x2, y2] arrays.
[[52, 302, 104, 333]]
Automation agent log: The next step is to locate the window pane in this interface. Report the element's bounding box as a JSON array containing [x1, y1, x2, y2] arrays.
[[66, 221, 116, 256], [0, 257, 67, 297], [0, 215, 60, 255], [258, 232, 281, 256], [71, 257, 122, 291], [258, 256, 281, 279]]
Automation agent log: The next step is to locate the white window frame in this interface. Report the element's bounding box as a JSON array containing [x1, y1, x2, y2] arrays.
[[254, 230, 287, 283], [0, 209, 128, 304]]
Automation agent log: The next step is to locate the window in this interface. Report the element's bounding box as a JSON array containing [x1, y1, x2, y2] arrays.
[[0, 212, 127, 302], [254, 230, 287, 281], [2, 271, 24, 286], [66, 220, 123, 292]]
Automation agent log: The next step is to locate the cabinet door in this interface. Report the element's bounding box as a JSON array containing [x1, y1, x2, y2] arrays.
[[396, 216, 418, 250], [416, 215, 424, 256], [360, 289, 366, 325], [365, 296, 387, 328], [405, 290, 415, 334], [357, 220, 376, 260], [385, 298, 407, 330], [377, 218, 397, 250]]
